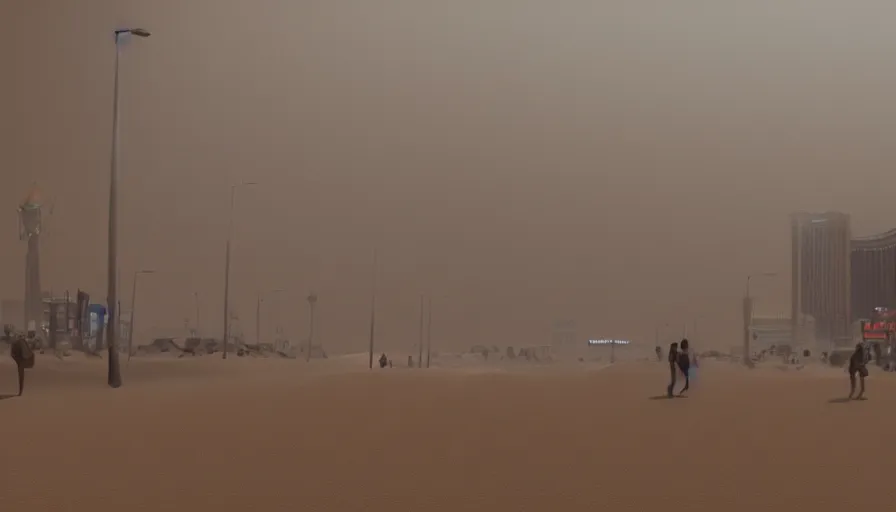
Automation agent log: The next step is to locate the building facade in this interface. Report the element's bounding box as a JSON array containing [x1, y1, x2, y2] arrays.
[[791, 212, 852, 343], [18, 186, 43, 332], [792, 212, 896, 344], [851, 228, 896, 320]]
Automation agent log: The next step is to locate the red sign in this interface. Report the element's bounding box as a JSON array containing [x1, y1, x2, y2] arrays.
[[862, 320, 896, 340]]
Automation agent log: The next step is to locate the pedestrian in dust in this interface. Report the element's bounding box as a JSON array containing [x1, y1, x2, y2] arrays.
[[676, 339, 697, 396], [666, 342, 679, 397], [848, 343, 868, 400], [10, 333, 35, 396]]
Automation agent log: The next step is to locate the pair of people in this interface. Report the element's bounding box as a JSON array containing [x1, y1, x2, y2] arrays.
[[666, 339, 696, 397]]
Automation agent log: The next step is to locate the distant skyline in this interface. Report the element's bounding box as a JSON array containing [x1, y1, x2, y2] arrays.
[[6, 1, 896, 351]]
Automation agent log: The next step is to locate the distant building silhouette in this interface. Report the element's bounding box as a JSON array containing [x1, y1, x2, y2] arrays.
[[18, 185, 43, 333], [792, 212, 896, 345], [850, 229, 896, 320]]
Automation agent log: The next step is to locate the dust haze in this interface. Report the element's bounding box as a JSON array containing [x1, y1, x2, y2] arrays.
[[5, 1, 896, 350]]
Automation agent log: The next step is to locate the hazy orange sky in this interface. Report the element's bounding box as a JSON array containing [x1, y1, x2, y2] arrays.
[[4, 1, 896, 351]]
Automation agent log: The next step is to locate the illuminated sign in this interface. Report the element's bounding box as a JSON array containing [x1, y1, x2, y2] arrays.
[[862, 306, 896, 341], [588, 339, 630, 346], [862, 321, 895, 340]]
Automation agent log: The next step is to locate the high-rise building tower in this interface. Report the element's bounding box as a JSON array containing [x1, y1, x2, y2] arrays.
[[17, 185, 43, 332], [850, 229, 896, 320], [791, 212, 852, 344]]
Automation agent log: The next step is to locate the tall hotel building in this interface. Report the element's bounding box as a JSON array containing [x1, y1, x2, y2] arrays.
[[791, 212, 852, 342], [792, 212, 896, 343], [851, 229, 896, 318]]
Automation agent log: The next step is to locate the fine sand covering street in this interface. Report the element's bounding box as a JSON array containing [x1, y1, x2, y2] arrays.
[[0, 355, 892, 511]]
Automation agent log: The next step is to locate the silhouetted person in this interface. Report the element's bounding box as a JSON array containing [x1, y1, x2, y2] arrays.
[[848, 343, 867, 400], [10, 334, 35, 396], [379, 353, 388, 369], [655, 346, 662, 362], [677, 339, 695, 396], [666, 342, 679, 397]]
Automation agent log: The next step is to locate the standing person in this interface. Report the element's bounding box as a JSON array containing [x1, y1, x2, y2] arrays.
[[10, 333, 35, 396], [666, 342, 679, 397], [677, 339, 697, 396], [848, 343, 868, 400]]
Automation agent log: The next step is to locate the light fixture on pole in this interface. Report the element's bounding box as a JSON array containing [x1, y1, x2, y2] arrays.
[[744, 272, 778, 366], [107, 27, 151, 388], [221, 181, 258, 359]]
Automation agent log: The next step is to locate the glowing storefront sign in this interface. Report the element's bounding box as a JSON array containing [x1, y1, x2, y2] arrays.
[[588, 339, 630, 346]]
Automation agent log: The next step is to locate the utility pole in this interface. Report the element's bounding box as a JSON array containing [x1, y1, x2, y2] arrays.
[[745, 272, 777, 367], [425, 295, 432, 368], [306, 292, 317, 362], [256, 293, 262, 345], [106, 27, 152, 388], [222, 181, 258, 360], [368, 249, 378, 369], [194, 291, 200, 337], [418, 295, 424, 368], [127, 269, 155, 364]]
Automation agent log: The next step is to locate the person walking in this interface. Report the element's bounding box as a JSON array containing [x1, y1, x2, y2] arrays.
[[848, 343, 868, 400], [10, 333, 35, 396], [666, 342, 679, 397], [676, 339, 697, 396]]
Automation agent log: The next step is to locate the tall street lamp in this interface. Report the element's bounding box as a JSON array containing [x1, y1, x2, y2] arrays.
[[107, 27, 151, 388], [194, 291, 200, 337], [367, 249, 378, 369], [222, 181, 257, 359], [417, 295, 425, 368], [256, 288, 285, 345], [126, 269, 155, 364], [744, 272, 778, 366], [425, 295, 433, 368]]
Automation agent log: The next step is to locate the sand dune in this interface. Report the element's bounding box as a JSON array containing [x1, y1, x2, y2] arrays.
[[0, 354, 892, 511]]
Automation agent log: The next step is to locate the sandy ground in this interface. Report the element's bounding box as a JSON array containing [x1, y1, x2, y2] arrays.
[[0, 354, 893, 511]]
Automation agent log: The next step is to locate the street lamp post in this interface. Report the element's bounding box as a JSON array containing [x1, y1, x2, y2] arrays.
[[107, 27, 151, 388], [256, 289, 285, 345], [744, 272, 778, 366], [222, 181, 257, 359], [425, 295, 433, 368], [194, 291, 200, 337], [126, 269, 155, 363], [368, 249, 378, 369], [306, 292, 318, 362], [418, 295, 425, 368]]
